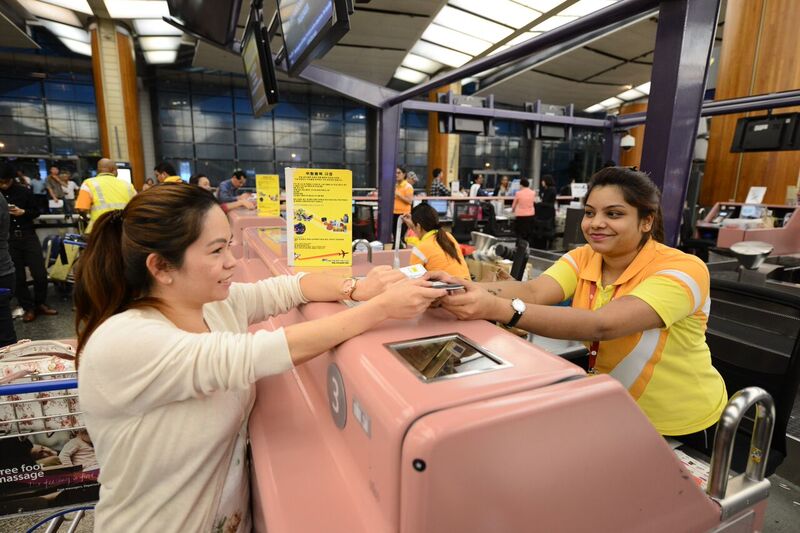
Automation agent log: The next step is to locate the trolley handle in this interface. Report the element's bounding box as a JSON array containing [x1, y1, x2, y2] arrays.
[[706, 387, 775, 519], [0, 378, 78, 396]]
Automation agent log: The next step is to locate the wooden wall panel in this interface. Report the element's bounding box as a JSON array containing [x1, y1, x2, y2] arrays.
[[116, 31, 145, 191], [426, 83, 460, 192], [701, 0, 800, 206], [619, 103, 647, 169], [90, 29, 110, 159]]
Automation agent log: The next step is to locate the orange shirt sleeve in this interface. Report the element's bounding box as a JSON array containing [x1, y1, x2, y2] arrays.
[[75, 189, 92, 210]]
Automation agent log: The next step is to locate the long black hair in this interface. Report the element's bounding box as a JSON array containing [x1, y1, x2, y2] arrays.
[[584, 166, 664, 245], [411, 203, 462, 263], [74, 184, 219, 359]]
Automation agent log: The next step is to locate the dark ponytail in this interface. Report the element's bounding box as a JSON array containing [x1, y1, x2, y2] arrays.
[[584, 166, 664, 246], [411, 203, 462, 264], [74, 184, 219, 361]]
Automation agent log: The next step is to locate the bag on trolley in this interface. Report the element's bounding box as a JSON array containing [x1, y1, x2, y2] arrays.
[[0, 340, 80, 439]]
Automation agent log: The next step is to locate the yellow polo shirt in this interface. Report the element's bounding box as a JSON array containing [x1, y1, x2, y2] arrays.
[[394, 180, 413, 215], [543, 239, 727, 435], [409, 230, 470, 280], [163, 176, 183, 183]]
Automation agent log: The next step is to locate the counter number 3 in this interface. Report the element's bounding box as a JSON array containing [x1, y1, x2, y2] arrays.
[[327, 363, 347, 429]]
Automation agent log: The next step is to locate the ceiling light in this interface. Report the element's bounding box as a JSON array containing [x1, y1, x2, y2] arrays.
[[561, 0, 618, 18], [143, 50, 177, 64], [422, 24, 492, 56], [104, 0, 169, 19], [434, 6, 514, 42], [41, 0, 92, 15], [512, 0, 565, 12], [401, 53, 443, 75], [41, 20, 90, 43], [411, 41, 472, 68], [394, 67, 429, 84], [584, 104, 606, 113], [139, 36, 181, 51], [617, 88, 645, 101], [448, 0, 540, 30], [531, 15, 578, 32], [635, 82, 651, 95], [18, 0, 82, 26], [599, 96, 623, 108], [133, 19, 183, 36], [60, 37, 91, 56]]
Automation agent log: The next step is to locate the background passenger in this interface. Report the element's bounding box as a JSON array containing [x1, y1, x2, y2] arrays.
[[153, 161, 181, 184], [75, 158, 136, 233], [217, 170, 247, 204], [435, 167, 727, 452], [393, 165, 413, 245], [430, 167, 449, 196], [512, 178, 536, 244], [74, 184, 446, 532]]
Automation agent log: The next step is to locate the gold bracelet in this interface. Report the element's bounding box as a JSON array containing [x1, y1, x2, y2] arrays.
[[341, 277, 358, 300]]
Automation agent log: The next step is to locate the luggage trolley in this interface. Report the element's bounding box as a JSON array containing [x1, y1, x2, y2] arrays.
[[44, 234, 87, 288], [0, 341, 97, 529]]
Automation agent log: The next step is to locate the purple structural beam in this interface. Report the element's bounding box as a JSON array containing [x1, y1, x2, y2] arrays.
[[377, 105, 402, 243], [639, 0, 721, 246]]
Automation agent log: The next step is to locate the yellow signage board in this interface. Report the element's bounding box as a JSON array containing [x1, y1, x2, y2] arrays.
[[286, 168, 352, 266], [256, 174, 281, 216]]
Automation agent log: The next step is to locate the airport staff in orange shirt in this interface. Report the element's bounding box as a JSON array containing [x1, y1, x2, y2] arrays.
[[393, 165, 414, 245]]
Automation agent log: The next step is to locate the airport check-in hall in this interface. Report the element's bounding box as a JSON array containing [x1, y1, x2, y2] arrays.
[[0, 0, 799, 532]]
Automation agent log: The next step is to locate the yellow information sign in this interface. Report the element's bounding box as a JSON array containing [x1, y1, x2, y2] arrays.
[[286, 168, 352, 266], [255, 174, 281, 216]]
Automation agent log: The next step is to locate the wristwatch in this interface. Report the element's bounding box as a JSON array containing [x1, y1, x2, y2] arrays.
[[341, 277, 358, 300], [504, 298, 527, 328]]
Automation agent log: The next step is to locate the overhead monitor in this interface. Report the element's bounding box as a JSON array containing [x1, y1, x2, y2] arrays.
[[730, 112, 799, 152], [166, 0, 244, 47], [116, 168, 132, 185], [277, 0, 351, 76], [241, 6, 279, 117]]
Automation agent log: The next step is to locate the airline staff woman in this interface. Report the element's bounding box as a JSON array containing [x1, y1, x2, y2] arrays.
[[436, 167, 727, 451], [403, 203, 470, 280]]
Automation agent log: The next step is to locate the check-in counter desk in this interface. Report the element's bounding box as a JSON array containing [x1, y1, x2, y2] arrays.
[[226, 208, 283, 258], [697, 202, 799, 254], [236, 225, 765, 533]]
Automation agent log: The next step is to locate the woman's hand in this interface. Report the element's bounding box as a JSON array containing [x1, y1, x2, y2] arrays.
[[401, 213, 414, 229], [352, 265, 406, 301], [371, 278, 447, 320], [433, 272, 506, 321]]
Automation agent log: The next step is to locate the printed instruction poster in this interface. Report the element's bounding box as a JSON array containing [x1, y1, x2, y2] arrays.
[[256, 174, 281, 216], [286, 168, 352, 266]]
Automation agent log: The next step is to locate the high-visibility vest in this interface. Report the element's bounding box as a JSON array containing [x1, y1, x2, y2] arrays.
[[85, 174, 135, 232]]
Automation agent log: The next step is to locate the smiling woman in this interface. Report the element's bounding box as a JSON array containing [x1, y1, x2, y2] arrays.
[[436, 167, 727, 451], [71, 183, 446, 531]]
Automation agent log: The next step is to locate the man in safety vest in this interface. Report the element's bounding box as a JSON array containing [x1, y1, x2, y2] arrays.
[[75, 159, 137, 233]]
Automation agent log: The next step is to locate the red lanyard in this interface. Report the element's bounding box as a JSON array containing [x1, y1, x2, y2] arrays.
[[587, 281, 618, 373]]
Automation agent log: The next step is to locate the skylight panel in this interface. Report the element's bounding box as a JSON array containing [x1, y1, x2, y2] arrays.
[[434, 6, 514, 42], [60, 37, 91, 55], [104, 1, 170, 19], [402, 54, 444, 75], [506, 32, 543, 47], [512, 0, 565, 13], [617, 88, 645, 101], [41, 20, 90, 43], [561, 0, 618, 18], [394, 67, 429, 84], [584, 103, 606, 113], [19, 0, 82, 26], [449, 0, 541, 29], [42, 0, 92, 14], [139, 36, 182, 51], [411, 41, 472, 68], [599, 96, 623, 108], [531, 15, 578, 32], [133, 19, 183, 36], [144, 50, 178, 64], [635, 82, 651, 95], [422, 24, 492, 56]]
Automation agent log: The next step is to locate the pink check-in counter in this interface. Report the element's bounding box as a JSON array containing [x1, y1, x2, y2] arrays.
[[236, 224, 771, 533], [697, 202, 800, 255], [226, 208, 283, 257]]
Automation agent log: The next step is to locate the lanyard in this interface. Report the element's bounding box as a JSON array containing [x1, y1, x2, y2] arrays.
[[587, 281, 619, 373]]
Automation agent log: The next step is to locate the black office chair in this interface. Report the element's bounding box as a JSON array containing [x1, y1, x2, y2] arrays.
[[452, 203, 480, 244], [532, 202, 556, 250], [705, 279, 800, 475], [679, 206, 715, 262], [352, 203, 375, 241], [478, 201, 499, 236]]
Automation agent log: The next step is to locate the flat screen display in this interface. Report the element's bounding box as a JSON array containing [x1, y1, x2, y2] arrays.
[[116, 168, 132, 185], [167, 0, 243, 46], [241, 10, 279, 117], [427, 200, 449, 215], [277, 0, 350, 76]]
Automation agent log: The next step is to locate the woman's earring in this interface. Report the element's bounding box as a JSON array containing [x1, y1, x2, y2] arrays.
[[166, 278, 173, 285]]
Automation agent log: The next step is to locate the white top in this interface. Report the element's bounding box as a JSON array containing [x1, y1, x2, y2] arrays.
[[64, 180, 79, 200], [58, 436, 98, 471], [469, 183, 481, 198], [78, 275, 307, 532]]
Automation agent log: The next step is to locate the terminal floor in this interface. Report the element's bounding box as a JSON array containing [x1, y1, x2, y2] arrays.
[[1, 294, 799, 532]]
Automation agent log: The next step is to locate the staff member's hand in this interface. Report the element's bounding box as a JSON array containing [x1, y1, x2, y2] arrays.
[[351, 265, 406, 301], [8, 206, 24, 217], [372, 278, 447, 319], [432, 272, 499, 321]]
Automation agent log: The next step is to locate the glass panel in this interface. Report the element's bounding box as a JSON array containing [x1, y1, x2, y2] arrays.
[[345, 136, 365, 150], [161, 142, 195, 159], [345, 122, 366, 136], [236, 113, 271, 131], [274, 102, 308, 119], [159, 108, 192, 127], [0, 134, 49, 154], [236, 129, 273, 146], [275, 148, 308, 161], [160, 125, 194, 143], [237, 145, 274, 161], [0, 99, 45, 117], [194, 127, 234, 144], [196, 143, 235, 159], [311, 149, 343, 163], [345, 150, 366, 164], [311, 135, 342, 150], [195, 160, 235, 182], [274, 118, 308, 134], [274, 132, 309, 147], [310, 119, 341, 135], [192, 111, 233, 129], [0, 116, 47, 135], [193, 94, 233, 113]]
